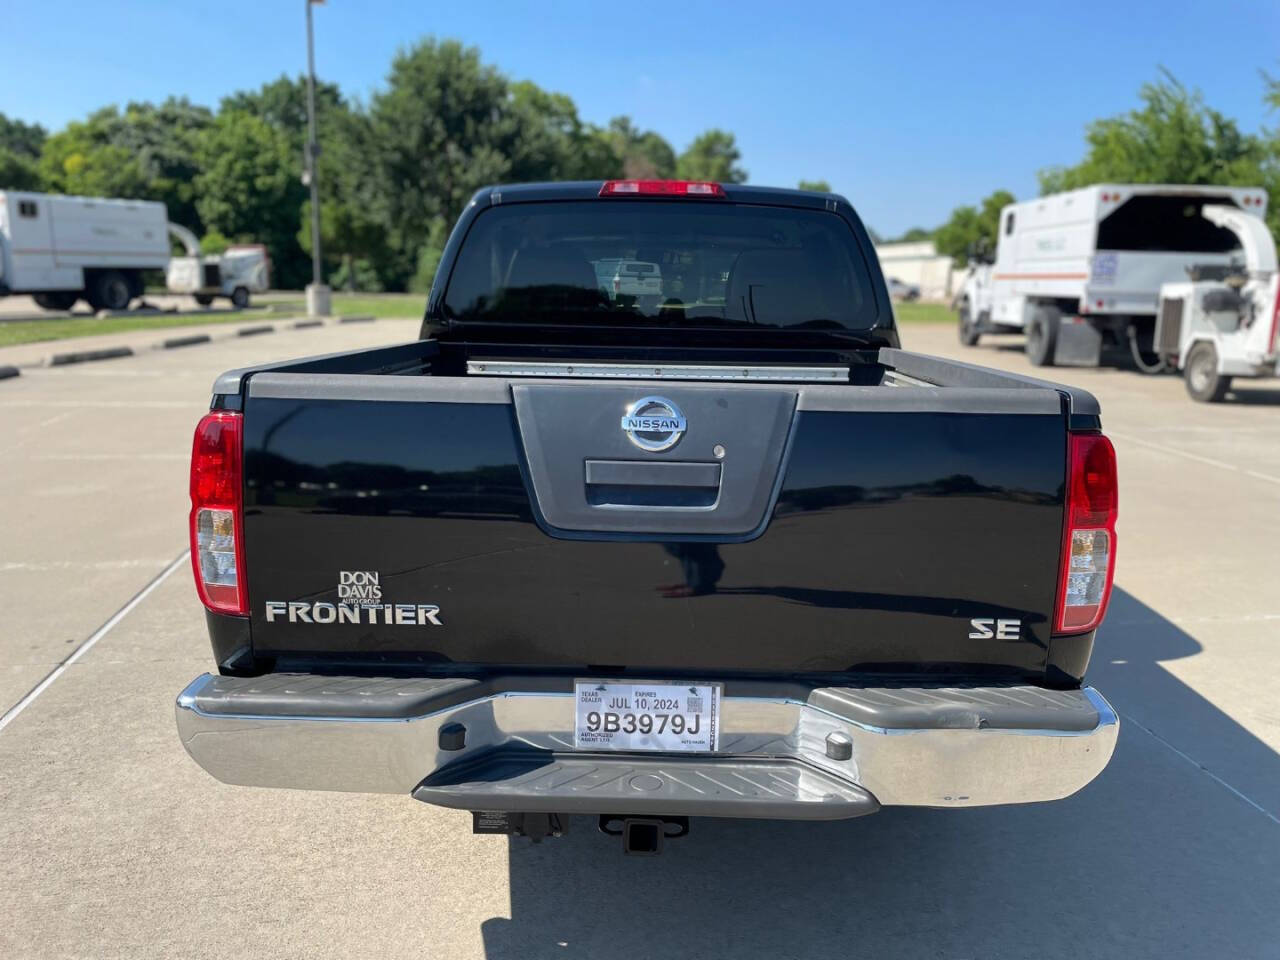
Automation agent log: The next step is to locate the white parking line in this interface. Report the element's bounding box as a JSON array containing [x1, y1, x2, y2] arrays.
[[0, 559, 178, 572], [1109, 430, 1280, 486], [1124, 712, 1280, 827], [0, 550, 190, 733], [0, 400, 194, 409], [32, 453, 188, 461]]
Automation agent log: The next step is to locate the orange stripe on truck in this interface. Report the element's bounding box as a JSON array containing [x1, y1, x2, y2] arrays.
[[993, 272, 1089, 280]]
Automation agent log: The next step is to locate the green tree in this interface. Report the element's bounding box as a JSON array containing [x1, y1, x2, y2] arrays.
[[797, 179, 831, 193], [39, 99, 213, 229], [0, 113, 47, 157], [365, 38, 566, 287], [1038, 71, 1267, 194], [220, 74, 346, 154], [225, 73, 378, 287], [884, 227, 933, 244], [0, 113, 46, 189], [199, 229, 230, 255], [297, 106, 392, 290], [676, 129, 747, 183], [410, 217, 451, 293], [39, 114, 148, 200], [195, 110, 309, 288], [1258, 72, 1280, 241], [603, 116, 676, 179], [0, 149, 42, 189], [332, 257, 384, 292], [934, 189, 1015, 265], [510, 82, 619, 180]]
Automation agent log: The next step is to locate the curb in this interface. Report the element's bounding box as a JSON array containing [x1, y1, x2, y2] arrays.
[[49, 346, 135, 366], [93, 305, 268, 320], [95, 307, 170, 319], [5, 313, 392, 370], [161, 334, 213, 349]]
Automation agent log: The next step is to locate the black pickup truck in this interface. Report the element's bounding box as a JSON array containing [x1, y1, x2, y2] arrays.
[[177, 180, 1118, 854]]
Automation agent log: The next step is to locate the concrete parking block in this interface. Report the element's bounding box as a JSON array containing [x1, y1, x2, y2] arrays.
[[159, 334, 212, 349], [48, 345, 134, 366]]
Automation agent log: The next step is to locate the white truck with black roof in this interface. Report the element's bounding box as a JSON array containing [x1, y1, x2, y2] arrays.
[[955, 183, 1271, 370]]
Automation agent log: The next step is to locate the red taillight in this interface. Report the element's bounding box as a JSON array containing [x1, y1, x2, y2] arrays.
[[189, 411, 246, 615], [598, 180, 726, 198], [1055, 433, 1117, 634]]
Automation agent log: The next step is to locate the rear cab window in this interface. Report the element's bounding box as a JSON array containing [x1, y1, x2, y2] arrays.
[[442, 200, 879, 334]]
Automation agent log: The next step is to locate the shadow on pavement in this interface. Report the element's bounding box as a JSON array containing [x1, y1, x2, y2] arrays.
[[1224, 385, 1280, 404], [480, 588, 1280, 959]]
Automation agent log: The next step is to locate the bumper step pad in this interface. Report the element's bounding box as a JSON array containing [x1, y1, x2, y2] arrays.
[[414, 752, 879, 820]]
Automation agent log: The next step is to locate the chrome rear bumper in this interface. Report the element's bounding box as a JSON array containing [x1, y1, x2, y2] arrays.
[[175, 674, 1118, 819]]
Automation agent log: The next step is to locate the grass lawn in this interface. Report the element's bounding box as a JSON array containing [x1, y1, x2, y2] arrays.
[[268, 293, 425, 319], [894, 301, 953, 324], [0, 293, 424, 348], [2, 292, 941, 349], [0, 311, 275, 349]]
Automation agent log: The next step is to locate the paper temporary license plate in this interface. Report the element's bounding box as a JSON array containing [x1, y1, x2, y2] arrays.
[[574, 680, 721, 752]]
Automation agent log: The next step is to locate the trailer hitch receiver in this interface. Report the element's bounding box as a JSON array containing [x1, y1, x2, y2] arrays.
[[598, 815, 690, 855]]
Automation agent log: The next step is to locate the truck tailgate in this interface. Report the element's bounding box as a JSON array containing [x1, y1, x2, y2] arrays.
[[238, 367, 1071, 679]]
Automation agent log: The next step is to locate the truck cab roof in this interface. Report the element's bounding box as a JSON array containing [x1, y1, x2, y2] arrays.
[[425, 180, 894, 353], [478, 180, 844, 209]]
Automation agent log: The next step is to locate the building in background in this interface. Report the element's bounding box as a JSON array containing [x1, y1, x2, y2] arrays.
[[874, 241, 958, 301]]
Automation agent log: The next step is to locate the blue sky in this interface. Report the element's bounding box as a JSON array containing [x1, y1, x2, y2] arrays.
[[5, 0, 1278, 235]]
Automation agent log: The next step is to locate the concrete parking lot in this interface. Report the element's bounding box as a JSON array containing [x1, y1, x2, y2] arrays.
[[1, 319, 1277, 959]]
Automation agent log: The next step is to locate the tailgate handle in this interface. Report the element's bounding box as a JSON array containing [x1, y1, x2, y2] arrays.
[[584, 460, 721, 509], [584, 460, 721, 488]]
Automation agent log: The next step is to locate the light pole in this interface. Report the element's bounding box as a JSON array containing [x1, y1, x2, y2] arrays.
[[304, 0, 330, 317]]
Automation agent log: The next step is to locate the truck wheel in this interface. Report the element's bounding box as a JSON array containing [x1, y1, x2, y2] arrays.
[[34, 292, 78, 311], [230, 286, 251, 309], [1025, 307, 1059, 366], [1184, 342, 1231, 403], [194, 294, 215, 307], [87, 271, 132, 311], [958, 306, 980, 346]]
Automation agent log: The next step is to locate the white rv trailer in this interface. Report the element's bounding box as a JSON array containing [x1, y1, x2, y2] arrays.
[[955, 184, 1270, 369], [0, 191, 170, 311]]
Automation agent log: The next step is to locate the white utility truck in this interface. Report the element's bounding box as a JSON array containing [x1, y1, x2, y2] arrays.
[[0, 191, 169, 310], [955, 184, 1270, 370], [165, 223, 269, 309], [1155, 204, 1280, 401]]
